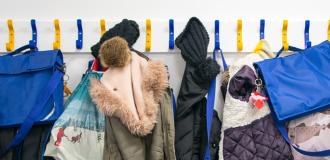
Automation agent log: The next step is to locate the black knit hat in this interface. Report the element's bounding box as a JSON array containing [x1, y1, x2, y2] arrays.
[[175, 17, 220, 82], [91, 19, 140, 58]]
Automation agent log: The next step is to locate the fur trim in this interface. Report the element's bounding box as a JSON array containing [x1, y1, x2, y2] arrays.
[[89, 60, 168, 136], [99, 36, 131, 68], [142, 60, 169, 103], [221, 70, 229, 88]]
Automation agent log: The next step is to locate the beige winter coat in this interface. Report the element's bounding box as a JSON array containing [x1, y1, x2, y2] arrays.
[[89, 51, 175, 160]]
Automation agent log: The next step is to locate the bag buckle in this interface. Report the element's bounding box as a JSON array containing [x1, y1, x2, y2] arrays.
[[56, 64, 66, 74]]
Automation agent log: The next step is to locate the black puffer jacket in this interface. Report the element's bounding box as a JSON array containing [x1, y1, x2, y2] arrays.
[[174, 17, 221, 160]]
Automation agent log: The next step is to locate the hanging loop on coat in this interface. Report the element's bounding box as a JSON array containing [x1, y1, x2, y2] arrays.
[[260, 19, 265, 40], [53, 19, 61, 50], [237, 19, 243, 51], [100, 19, 106, 36], [215, 20, 220, 50], [6, 19, 14, 51], [76, 19, 83, 49], [304, 20, 311, 48], [282, 19, 289, 51], [169, 19, 174, 49], [29, 19, 37, 48], [145, 19, 151, 52]]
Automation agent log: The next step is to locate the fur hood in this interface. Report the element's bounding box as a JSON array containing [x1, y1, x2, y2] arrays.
[[89, 58, 168, 136]]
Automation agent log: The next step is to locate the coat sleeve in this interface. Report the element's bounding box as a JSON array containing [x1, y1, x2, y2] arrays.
[[161, 89, 176, 160]]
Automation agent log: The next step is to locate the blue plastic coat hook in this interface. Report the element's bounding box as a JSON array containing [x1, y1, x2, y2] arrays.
[[76, 19, 83, 49], [214, 20, 228, 70], [260, 19, 265, 40], [29, 19, 37, 48], [215, 20, 220, 50], [304, 20, 311, 48], [169, 19, 174, 49]]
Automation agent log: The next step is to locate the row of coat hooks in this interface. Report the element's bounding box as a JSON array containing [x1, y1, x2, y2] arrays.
[[2, 19, 330, 52]]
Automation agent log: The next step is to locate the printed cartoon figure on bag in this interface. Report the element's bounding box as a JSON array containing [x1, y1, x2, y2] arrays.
[[55, 127, 67, 146]]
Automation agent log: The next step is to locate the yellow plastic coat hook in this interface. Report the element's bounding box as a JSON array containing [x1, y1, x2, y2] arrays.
[[100, 19, 106, 36], [282, 20, 289, 51], [328, 20, 330, 42], [6, 19, 14, 51], [145, 19, 151, 52], [237, 19, 243, 52], [53, 19, 61, 49]]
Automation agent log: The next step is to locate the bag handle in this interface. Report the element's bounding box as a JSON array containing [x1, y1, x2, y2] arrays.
[[276, 120, 330, 157], [275, 46, 303, 58], [0, 67, 64, 157], [6, 44, 38, 56]]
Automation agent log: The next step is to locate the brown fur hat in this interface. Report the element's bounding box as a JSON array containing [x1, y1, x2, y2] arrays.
[[99, 36, 131, 68]]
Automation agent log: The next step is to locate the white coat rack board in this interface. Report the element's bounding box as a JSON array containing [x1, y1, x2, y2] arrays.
[[0, 20, 328, 52]]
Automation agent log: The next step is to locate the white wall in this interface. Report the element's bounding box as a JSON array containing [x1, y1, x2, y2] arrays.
[[0, 0, 329, 95], [1, 0, 328, 20]]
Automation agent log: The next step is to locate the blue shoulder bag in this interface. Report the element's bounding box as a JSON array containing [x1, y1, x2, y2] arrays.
[[254, 40, 330, 157], [0, 44, 65, 157]]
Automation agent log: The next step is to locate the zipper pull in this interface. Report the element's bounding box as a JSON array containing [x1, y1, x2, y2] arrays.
[[255, 78, 263, 92]]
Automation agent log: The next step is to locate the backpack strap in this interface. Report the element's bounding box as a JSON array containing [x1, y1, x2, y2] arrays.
[[276, 119, 330, 157], [203, 49, 218, 160], [5, 44, 38, 56], [275, 46, 303, 58]]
